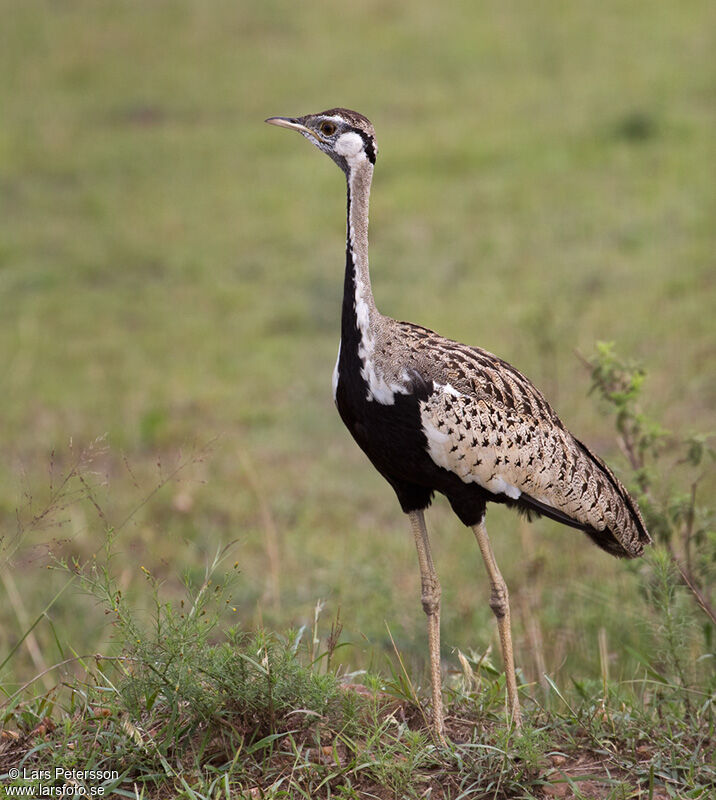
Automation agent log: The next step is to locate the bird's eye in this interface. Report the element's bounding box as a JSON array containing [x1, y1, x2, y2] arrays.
[[320, 121, 337, 136]]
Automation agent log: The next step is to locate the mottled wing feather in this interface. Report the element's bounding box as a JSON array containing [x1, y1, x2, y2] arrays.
[[395, 322, 650, 557]]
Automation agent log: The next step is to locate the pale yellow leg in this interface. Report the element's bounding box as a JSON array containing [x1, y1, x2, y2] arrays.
[[472, 518, 522, 728], [407, 510, 446, 744]]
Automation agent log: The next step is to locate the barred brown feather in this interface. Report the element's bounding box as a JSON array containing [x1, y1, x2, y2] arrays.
[[374, 319, 651, 558]]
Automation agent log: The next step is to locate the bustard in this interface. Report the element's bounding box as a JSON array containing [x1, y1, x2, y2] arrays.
[[266, 108, 651, 743]]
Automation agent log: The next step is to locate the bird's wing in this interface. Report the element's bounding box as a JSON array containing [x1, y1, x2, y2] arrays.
[[396, 322, 650, 557]]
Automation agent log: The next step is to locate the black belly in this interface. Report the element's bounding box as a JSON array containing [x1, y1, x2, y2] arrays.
[[334, 369, 490, 526]]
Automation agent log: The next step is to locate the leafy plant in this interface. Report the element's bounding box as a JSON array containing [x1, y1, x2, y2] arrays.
[[585, 341, 715, 628]]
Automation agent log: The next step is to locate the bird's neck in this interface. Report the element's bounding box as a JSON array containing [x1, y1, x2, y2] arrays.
[[342, 158, 377, 346]]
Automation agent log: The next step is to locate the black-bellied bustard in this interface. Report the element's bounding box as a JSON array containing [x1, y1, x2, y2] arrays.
[[266, 108, 651, 743]]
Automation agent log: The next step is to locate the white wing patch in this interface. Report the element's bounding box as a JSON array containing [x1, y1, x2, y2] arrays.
[[419, 382, 619, 532], [420, 383, 523, 499]]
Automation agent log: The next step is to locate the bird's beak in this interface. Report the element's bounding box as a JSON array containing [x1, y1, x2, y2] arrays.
[[265, 116, 322, 143]]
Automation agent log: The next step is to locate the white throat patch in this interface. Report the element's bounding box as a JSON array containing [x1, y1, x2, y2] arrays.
[[335, 132, 365, 162]]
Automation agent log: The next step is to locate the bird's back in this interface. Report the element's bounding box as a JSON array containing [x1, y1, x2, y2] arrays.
[[361, 317, 651, 558]]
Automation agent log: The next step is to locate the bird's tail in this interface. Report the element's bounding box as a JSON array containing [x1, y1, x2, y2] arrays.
[[573, 438, 651, 558]]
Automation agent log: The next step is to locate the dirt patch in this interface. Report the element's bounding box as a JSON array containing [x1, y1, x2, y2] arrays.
[[539, 751, 669, 800]]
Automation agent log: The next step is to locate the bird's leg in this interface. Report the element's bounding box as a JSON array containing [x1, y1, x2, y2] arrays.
[[407, 509, 446, 745], [472, 518, 522, 728]]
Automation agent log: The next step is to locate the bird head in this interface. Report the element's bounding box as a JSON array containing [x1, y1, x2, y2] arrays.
[[265, 108, 377, 173]]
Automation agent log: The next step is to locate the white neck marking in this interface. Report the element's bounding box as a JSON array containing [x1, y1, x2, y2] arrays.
[[346, 161, 408, 405], [332, 340, 341, 402]]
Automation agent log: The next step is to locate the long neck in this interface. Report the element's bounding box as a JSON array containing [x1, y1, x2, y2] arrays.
[[342, 158, 377, 340]]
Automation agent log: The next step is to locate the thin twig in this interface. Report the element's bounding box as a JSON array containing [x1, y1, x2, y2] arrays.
[[0, 570, 53, 691], [384, 621, 432, 738], [237, 446, 282, 613]]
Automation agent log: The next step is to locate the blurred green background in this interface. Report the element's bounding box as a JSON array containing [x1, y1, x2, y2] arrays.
[[1, 0, 714, 689]]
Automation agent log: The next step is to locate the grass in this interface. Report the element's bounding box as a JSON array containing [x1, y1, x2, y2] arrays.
[[0, 539, 713, 798], [0, 376, 713, 799], [1, 0, 715, 796]]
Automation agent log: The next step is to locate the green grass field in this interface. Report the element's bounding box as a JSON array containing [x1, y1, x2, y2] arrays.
[[1, 1, 714, 796]]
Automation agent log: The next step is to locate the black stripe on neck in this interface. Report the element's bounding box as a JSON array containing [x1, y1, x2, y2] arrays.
[[356, 130, 376, 164], [342, 184, 358, 337]]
